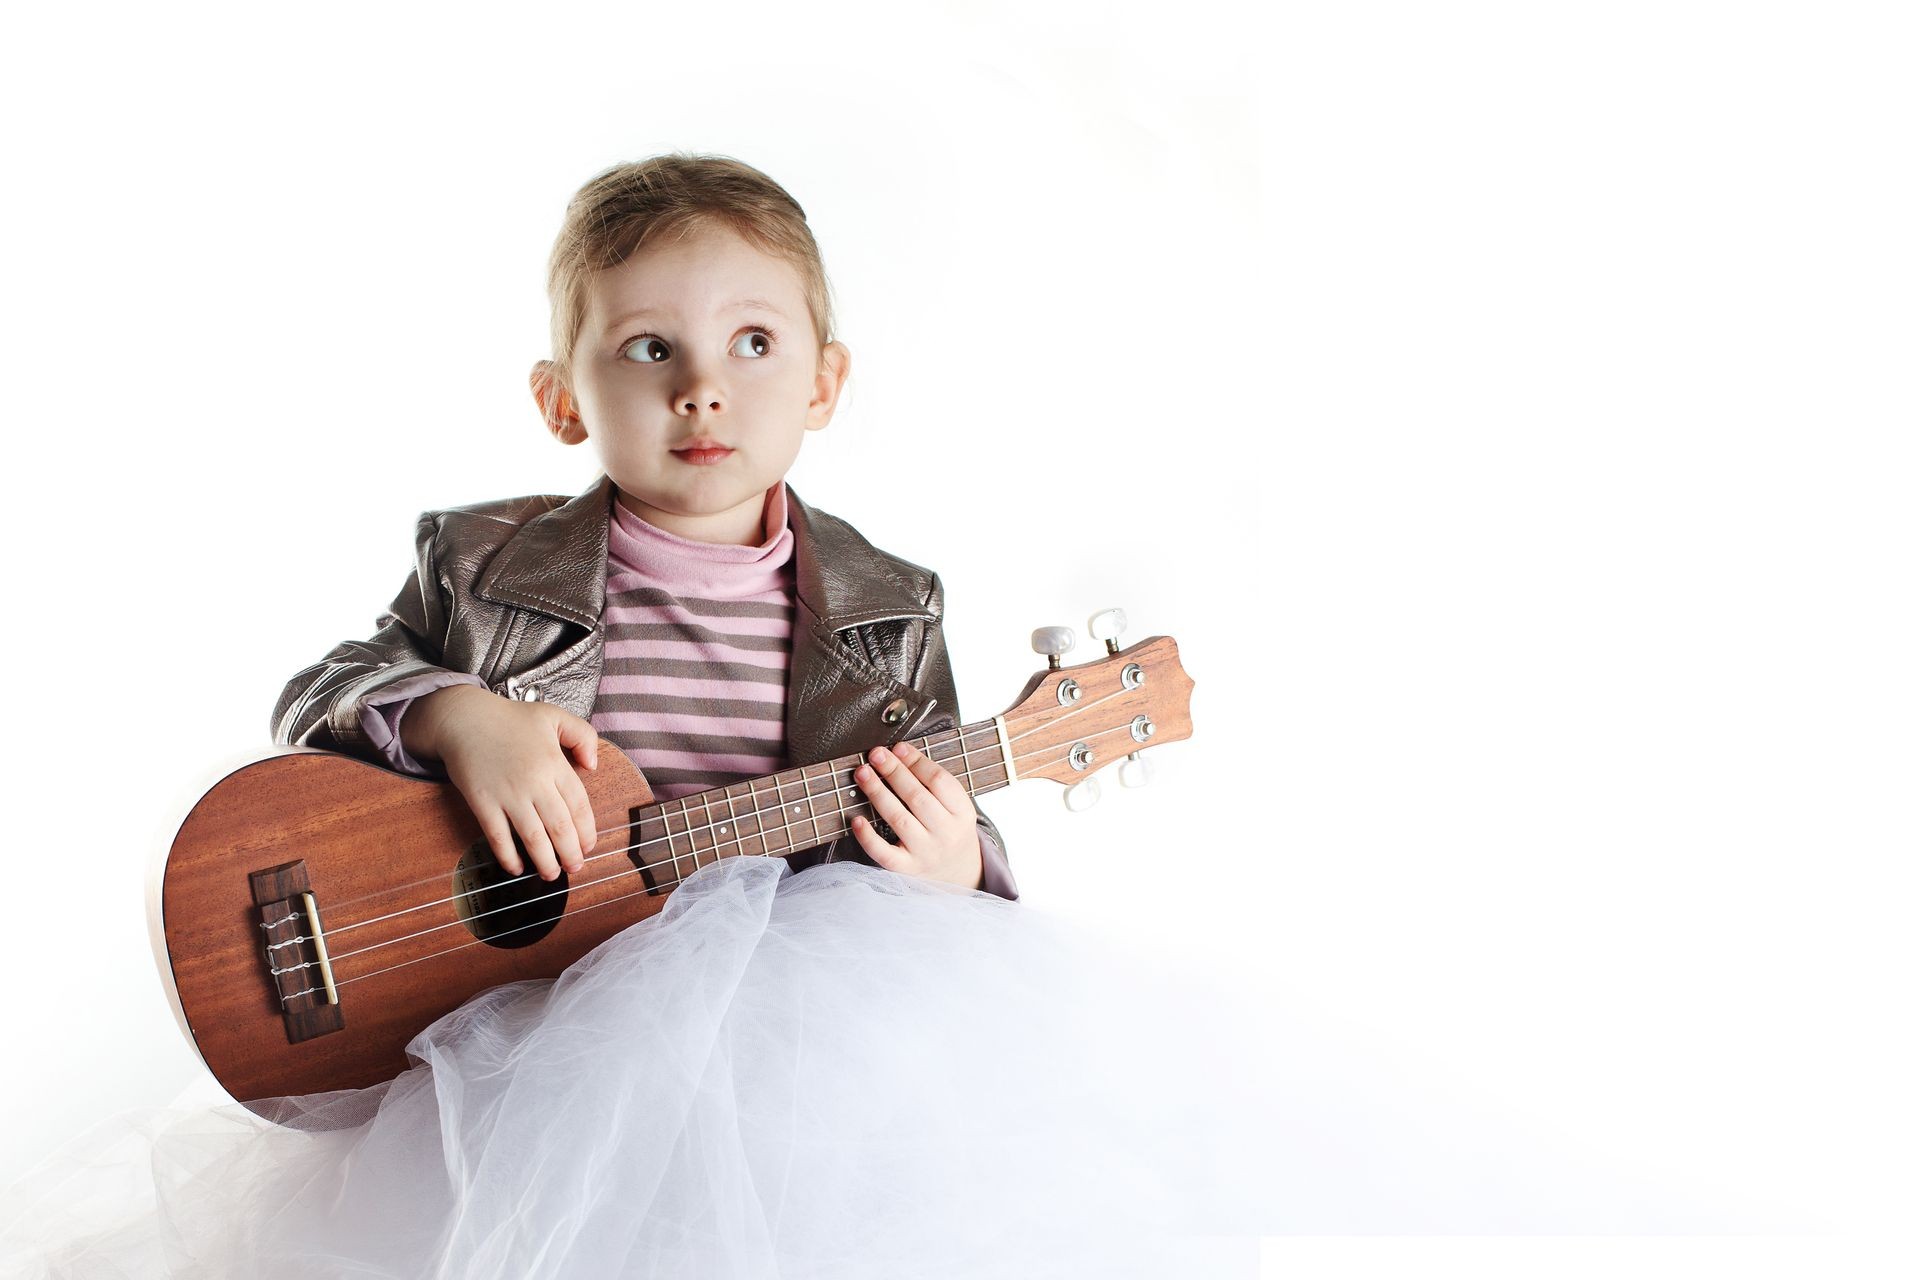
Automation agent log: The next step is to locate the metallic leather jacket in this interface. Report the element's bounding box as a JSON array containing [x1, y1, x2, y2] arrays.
[[270, 471, 1015, 898]]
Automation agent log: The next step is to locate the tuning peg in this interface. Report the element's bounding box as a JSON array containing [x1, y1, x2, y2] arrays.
[[1088, 607, 1127, 654], [1063, 776, 1101, 812], [1031, 625, 1077, 671], [1119, 752, 1153, 788]]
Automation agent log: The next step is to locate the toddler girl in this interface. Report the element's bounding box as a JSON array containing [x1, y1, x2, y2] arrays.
[[1, 153, 1279, 1279]]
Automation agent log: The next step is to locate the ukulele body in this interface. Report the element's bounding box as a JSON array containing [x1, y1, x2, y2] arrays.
[[155, 741, 657, 1109]]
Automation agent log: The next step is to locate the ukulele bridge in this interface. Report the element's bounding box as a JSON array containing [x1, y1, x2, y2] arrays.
[[250, 860, 347, 1044]]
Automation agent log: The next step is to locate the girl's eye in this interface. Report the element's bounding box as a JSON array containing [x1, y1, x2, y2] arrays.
[[620, 326, 778, 364], [733, 327, 775, 358]]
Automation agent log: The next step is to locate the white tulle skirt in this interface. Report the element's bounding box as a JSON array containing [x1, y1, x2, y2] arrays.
[[1, 858, 1293, 1279]]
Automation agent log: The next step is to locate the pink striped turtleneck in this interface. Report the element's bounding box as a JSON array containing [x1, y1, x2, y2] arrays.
[[589, 484, 796, 800]]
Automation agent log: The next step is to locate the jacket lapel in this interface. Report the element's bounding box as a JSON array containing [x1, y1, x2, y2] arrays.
[[469, 471, 940, 767], [472, 472, 615, 630], [780, 484, 942, 765]]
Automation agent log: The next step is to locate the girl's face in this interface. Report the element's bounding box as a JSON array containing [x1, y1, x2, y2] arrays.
[[534, 222, 850, 544]]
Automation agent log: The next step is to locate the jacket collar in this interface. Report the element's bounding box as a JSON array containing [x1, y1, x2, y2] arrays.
[[473, 471, 935, 632]]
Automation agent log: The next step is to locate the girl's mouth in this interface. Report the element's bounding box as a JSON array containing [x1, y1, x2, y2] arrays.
[[672, 446, 734, 466]]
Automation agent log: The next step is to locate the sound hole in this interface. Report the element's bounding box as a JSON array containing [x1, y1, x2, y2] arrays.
[[451, 840, 568, 949]]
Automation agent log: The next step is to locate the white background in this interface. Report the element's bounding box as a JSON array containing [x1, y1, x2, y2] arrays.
[[2, 1, 1915, 1274]]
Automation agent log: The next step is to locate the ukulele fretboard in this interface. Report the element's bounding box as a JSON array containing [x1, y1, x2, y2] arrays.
[[625, 718, 1012, 885]]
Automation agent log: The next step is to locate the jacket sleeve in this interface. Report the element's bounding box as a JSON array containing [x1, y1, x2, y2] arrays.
[[913, 572, 1019, 902], [269, 511, 488, 771]]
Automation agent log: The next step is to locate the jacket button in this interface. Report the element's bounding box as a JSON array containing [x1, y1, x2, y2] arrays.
[[880, 697, 909, 725]]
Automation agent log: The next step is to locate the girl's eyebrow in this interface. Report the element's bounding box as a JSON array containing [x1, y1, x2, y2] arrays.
[[604, 298, 788, 332]]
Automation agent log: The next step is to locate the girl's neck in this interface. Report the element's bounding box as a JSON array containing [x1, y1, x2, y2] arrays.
[[613, 484, 778, 547]]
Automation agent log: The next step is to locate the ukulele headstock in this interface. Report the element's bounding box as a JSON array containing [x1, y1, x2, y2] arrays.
[[1000, 634, 1193, 790]]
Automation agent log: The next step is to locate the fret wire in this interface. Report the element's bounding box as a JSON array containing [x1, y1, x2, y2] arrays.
[[680, 794, 697, 870], [803, 763, 824, 846], [757, 775, 780, 855], [748, 771, 779, 859], [693, 792, 712, 871], [691, 794, 708, 871], [720, 787, 740, 860], [682, 794, 700, 871], [778, 772, 808, 852], [667, 800, 690, 881], [755, 776, 774, 858]]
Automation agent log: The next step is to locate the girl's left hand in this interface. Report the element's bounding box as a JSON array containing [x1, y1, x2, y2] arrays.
[[848, 740, 984, 891]]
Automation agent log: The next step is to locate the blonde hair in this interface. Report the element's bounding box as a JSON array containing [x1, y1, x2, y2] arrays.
[[544, 152, 836, 390]]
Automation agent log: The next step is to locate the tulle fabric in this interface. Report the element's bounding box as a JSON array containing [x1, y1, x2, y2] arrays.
[[0, 858, 1282, 1279]]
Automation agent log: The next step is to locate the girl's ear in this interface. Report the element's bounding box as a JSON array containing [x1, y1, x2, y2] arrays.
[[805, 341, 851, 431], [530, 360, 588, 445]]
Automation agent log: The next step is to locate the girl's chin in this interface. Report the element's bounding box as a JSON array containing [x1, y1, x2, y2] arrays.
[[606, 479, 771, 529], [614, 479, 772, 518]]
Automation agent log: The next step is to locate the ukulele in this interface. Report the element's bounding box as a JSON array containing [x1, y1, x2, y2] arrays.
[[154, 616, 1193, 1108]]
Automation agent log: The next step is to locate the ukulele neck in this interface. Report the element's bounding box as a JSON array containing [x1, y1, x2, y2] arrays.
[[635, 718, 1012, 864]]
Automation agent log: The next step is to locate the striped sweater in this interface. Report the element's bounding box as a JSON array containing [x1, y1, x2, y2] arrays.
[[589, 484, 794, 799]]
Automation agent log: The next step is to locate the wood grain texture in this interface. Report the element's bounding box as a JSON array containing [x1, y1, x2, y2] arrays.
[[160, 741, 655, 1108]]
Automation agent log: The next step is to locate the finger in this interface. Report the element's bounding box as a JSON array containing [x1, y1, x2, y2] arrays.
[[507, 797, 562, 881], [856, 755, 924, 841], [531, 784, 584, 874], [891, 740, 975, 817], [562, 773, 598, 856], [868, 744, 942, 830], [849, 813, 903, 870], [555, 714, 599, 771], [475, 804, 524, 877]]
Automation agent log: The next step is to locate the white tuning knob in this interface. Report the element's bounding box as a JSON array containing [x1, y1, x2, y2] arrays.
[[1063, 776, 1102, 812], [1031, 625, 1077, 671], [1119, 752, 1153, 788], [1088, 607, 1127, 654]]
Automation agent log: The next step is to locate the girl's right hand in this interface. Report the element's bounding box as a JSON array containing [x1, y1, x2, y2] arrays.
[[403, 684, 601, 881]]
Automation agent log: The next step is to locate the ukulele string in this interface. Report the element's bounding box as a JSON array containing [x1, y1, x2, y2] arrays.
[[309, 721, 1006, 921], [329, 694, 1154, 945], [316, 720, 1040, 952], [321, 689, 1150, 945], [284, 879, 707, 995], [275, 714, 1150, 992], [322, 672, 1143, 922], [315, 719, 1013, 921]]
